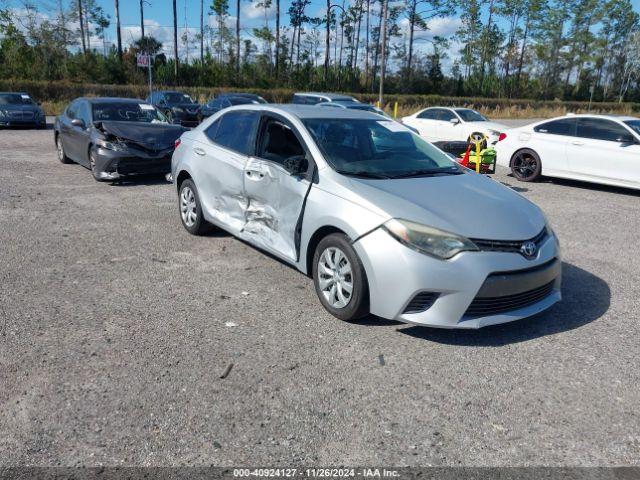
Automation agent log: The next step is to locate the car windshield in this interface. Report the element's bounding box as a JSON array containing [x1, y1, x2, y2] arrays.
[[164, 92, 195, 104], [304, 118, 461, 179], [92, 102, 168, 123], [228, 97, 256, 105], [623, 120, 640, 136], [0, 93, 34, 105], [455, 109, 487, 122]]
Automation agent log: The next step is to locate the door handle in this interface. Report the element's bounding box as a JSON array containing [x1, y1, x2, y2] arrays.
[[193, 147, 206, 155], [571, 141, 584, 146]]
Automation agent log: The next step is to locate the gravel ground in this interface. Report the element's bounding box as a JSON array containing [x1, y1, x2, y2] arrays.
[[1, 124, 639, 467]]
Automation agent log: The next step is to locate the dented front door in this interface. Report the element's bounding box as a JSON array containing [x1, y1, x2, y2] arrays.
[[240, 115, 312, 262], [241, 157, 310, 262]]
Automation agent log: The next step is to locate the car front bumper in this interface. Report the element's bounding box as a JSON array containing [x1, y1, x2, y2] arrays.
[[0, 117, 45, 127], [93, 146, 173, 180], [353, 228, 561, 329]]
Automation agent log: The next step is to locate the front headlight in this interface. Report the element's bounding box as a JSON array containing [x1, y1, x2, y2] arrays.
[[0, 109, 7, 118], [383, 218, 479, 260], [96, 137, 127, 152]]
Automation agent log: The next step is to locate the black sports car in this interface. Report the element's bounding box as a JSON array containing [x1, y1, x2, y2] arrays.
[[146, 90, 201, 127], [0, 92, 46, 128], [54, 97, 187, 181]]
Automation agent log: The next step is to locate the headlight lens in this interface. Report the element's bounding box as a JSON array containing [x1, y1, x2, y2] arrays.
[[383, 219, 479, 260], [96, 138, 127, 151]]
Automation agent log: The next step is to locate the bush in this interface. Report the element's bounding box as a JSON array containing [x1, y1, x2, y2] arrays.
[[2, 79, 637, 117]]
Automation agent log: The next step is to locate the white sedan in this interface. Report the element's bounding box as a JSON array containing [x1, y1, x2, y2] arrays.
[[495, 114, 640, 190], [402, 107, 508, 145]]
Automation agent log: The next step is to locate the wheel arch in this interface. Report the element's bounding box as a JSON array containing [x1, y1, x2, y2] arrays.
[[175, 169, 193, 191]]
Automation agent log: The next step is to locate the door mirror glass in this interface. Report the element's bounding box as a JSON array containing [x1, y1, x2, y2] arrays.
[[71, 118, 85, 128], [283, 155, 308, 176]]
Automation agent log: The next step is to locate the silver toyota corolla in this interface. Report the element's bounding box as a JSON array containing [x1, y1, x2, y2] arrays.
[[171, 105, 561, 329]]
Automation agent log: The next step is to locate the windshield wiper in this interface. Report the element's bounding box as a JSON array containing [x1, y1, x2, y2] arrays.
[[335, 169, 391, 179], [390, 168, 463, 179]]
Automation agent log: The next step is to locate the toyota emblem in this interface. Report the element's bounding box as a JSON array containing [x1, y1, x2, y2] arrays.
[[520, 241, 537, 258]]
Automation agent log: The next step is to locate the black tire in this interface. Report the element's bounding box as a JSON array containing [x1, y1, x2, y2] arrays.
[[312, 233, 369, 321], [89, 148, 108, 182], [467, 132, 487, 150], [510, 148, 542, 182], [56, 134, 72, 164], [178, 179, 212, 235]]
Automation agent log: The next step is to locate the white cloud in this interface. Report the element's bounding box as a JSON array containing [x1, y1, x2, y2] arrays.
[[241, 2, 276, 21]]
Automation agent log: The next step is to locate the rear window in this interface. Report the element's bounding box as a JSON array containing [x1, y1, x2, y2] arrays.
[[534, 118, 576, 136]]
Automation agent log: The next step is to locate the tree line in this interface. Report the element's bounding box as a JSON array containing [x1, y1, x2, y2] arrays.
[[1, 0, 639, 103]]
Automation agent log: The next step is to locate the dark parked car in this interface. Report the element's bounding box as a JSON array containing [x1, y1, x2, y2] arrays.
[[146, 90, 201, 127], [0, 92, 46, 129], [200, 95, 263, 119], [54, 97, 187, 181]]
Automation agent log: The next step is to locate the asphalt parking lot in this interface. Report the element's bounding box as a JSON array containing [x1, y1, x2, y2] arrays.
[[1, 122, 639, 467]]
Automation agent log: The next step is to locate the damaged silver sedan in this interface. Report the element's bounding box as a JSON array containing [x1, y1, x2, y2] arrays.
[[171, 105, 561, 329]]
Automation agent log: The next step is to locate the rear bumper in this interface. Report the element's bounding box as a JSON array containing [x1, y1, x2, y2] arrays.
[[93, 147, 173, 180], [353, 228, 561, 329]]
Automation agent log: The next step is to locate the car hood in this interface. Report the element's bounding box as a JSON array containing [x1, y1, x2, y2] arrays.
[[346, 172, 545, 240], [96, 121, 187, 150], [466, 120, 508, 132]]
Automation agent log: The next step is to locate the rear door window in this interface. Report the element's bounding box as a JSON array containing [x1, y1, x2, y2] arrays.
[[576, 118, 632, 142], [207, 110, 260, 155], [534, 118, 577, 136], [417, 109, 438, 120]]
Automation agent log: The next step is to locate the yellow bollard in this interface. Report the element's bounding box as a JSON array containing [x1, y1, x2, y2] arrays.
[[393, 102, 398, 118], [475, 141, 481, 173]]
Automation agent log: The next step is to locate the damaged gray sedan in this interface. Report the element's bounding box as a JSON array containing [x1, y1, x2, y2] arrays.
[[171, 105, 561, 328]]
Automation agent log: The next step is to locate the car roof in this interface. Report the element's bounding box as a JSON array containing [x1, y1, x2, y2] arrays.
[[562, 113, 637, 122], [0, 91, 30, 95], [84, 97, 146, 104], [294, 92, 356, 100], [227, 104, 386, 120]]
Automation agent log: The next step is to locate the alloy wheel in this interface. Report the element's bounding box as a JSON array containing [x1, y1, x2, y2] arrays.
[[180, 186, 197, 227], [317, 247, 353, 309], [512, 152, 538, 179]]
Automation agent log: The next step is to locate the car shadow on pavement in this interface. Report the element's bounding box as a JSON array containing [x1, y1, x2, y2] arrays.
[[396, 262, 610, 346]]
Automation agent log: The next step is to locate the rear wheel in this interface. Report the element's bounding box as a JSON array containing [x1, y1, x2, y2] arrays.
[[56, 135, 72, 164], [312, 233, 369, 321], [178, 179, 212, 235], [511, 148, 542, 182]]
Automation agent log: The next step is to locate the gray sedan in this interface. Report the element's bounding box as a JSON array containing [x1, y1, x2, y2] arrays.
[[171, 105, 561, 328]]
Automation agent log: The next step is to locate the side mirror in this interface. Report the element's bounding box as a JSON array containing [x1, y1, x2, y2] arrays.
[[71, 118, 85, 128], [283, 155, 308, 176], [450, 118, 460, 125]]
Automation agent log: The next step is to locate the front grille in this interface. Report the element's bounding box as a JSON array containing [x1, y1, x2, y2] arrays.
[[471, 228, 548, 256], [465, 280, 555, 317], [403, 292, 439, 314]]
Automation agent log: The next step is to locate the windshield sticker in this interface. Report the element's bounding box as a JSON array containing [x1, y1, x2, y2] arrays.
[[377, 121, 410, 133], [139, 103, 155, 110]]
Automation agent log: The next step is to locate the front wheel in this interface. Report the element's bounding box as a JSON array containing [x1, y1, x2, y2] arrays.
[[56, 135, 72, 164], [511, 149, 542, 182], [178, 179, 212, 235], [312, 233, 369, 321], [89, 149, 108, 182]]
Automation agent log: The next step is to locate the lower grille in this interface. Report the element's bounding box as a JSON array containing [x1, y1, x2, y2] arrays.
[[403, 292, 439, 314], [465, 281, 555, 317]]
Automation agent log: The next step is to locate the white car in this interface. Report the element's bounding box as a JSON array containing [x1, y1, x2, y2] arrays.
[[402, 107, 508, 145], [495, 114, 640, 190]]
